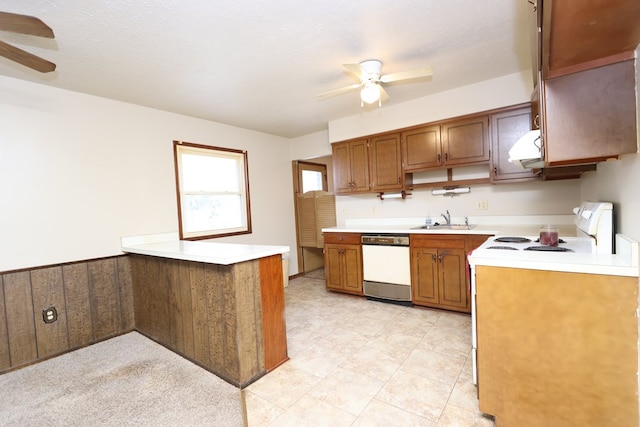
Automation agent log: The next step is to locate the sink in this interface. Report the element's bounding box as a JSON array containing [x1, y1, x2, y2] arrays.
[[411, 224, 477, 230]]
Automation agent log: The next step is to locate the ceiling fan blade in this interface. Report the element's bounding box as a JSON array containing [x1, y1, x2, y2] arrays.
[[0, 12, 54, 38], [342, 63, 367, 81], [379, 85, 390, 103], [380, 66, 433, 83], [0, 40, 56, 72], [316, 82, 362, 99]]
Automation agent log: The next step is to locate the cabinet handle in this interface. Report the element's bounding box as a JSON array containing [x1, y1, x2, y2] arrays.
[[494, 167, 497, 176], [432, 254, 436, 262], [438, 254, 443, 263], [437, 154, 441, 162], [397, 177, 400, 184], [445, 153, 449, 162], [534, 114, 540, 129]]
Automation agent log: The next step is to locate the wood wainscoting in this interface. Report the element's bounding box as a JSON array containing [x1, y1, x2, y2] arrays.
[[0, 256, 134, 373], [129, 253, 287, 388]]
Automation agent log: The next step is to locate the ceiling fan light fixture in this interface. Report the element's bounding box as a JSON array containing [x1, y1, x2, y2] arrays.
[[360, 82, 380, 105]]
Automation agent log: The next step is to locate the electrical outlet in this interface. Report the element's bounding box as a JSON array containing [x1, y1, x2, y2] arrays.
[[476, 200, 488, 210], [42, 307, 58, 324]]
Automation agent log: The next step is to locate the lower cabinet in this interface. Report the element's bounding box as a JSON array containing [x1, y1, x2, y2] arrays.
[[322, 232, 491, 309], [411, 235, 468, 312], [476, 266, 638, 426], [411, 234, 491, 313], [324, 232, 363, 295]]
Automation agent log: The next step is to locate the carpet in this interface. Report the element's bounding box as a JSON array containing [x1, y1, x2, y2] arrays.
[[0, 332, 245, 426]]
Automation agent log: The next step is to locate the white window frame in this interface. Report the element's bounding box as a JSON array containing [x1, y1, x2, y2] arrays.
[[173, 140, 252, 240]]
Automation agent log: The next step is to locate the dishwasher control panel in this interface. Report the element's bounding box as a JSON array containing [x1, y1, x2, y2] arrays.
[[361, 234, 409, 246]]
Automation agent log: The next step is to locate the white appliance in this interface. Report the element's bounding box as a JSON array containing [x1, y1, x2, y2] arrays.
[[361, 234, 411, 303], [468, 201, 614, 385]]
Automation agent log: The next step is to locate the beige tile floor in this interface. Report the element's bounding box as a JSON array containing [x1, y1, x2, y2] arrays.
[[244, 271, 495, 426]]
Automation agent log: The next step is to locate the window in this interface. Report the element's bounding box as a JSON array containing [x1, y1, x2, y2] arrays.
[[296, 161, 328, 193], [173, 141, 251, 239]]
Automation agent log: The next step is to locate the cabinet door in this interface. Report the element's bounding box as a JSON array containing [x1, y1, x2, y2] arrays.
[[441, 116, 490, 166], [369, 133, 403, 192], [402, 125, 442, 170], [411, 247, 439, 305], [543, 60, 637, 166], [438, 249, 468, 310], [324, 244, 344, 291], [331, 142, 352, 194], [342, 245, 363, 294], [490, 106, 539, 183], [348, 139, 370, 193]]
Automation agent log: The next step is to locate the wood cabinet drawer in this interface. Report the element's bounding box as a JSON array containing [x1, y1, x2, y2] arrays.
[[410, 234, 466, 249], [323, 232, 361, 245]]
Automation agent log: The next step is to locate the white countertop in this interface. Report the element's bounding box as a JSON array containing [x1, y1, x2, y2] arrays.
[[469, 234, 639, 277], [322, 217, 639, 278], [121, 233, 289, 265], [322, 215, 579, 237], [468, 247, 639, 277]]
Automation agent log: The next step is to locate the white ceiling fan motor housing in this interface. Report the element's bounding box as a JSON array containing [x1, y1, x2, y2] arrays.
[[359, 59, 382, 80]]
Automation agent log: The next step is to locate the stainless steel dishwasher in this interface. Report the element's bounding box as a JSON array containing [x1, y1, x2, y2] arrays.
[[361, 234, 411, 303]]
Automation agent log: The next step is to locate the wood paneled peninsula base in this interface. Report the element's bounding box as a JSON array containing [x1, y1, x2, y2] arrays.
[[122, 236, 289, 388]]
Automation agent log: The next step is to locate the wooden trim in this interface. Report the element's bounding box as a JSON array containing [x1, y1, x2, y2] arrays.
[[0, 254, 129, 275], [547, 51, 636, 79], [259, 255, 288, 371], [173, 140, 252, 241], [173, 140, 184, 240], [0, 275, 9, 371]]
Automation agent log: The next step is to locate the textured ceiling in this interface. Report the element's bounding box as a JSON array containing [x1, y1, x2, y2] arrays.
[[0, 0, 532, 138]]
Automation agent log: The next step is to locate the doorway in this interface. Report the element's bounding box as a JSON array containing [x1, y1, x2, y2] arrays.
[[292, 158, 334, 275]]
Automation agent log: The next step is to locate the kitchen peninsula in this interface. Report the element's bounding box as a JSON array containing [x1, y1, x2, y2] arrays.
[[121, 233, 289, 387]]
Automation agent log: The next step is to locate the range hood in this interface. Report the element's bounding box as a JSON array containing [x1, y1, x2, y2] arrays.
[[508, 129, 545, 169]]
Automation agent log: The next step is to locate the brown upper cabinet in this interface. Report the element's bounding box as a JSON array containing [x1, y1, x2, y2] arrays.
[[401, 125, 441, 171], [539, 0, 640, 79], [490, 105, 539, 183], [402, 116, 489, 172], [530, 0, 639, 168], [332, 138, 370, 194], [441, 116, 490, 167], [368, 133, 403, 192], [538, 59, 637, 167]]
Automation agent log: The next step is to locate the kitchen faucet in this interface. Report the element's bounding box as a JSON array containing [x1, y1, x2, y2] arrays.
[[441, 210, 451, 225]]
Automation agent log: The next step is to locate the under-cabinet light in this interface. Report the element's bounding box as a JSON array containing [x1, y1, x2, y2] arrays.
[[431, 187, 470, 196]]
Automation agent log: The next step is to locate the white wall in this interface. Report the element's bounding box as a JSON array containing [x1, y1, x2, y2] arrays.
[[329, 70, 534, 142], [290, 130, 330, 161], [333, 180, 582, 226], [0, 76, 297, 273]]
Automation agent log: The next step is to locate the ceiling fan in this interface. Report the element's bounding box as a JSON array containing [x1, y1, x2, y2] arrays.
[[316, 59, 433, 107], [0, 11, 56, 73]]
